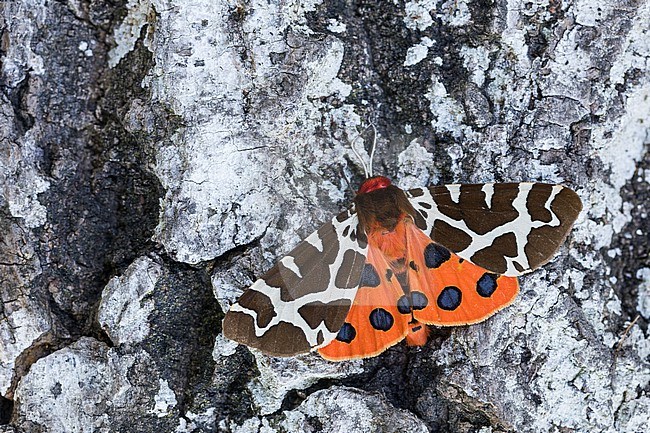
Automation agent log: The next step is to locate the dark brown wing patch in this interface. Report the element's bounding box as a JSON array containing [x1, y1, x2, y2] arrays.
[[525, 186, 582, 269]]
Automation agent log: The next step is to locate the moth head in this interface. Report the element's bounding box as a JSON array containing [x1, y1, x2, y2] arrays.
[[357, 176, 392, 195]]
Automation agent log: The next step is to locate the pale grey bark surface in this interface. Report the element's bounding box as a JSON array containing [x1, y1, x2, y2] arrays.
[[1, 0, 649, 432]]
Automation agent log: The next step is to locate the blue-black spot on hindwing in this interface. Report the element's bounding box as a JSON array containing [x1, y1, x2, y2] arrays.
[[409, 260, 419, 271], [424, 243, 451, 268], [411, 291, 428, 310], [385, 269, 393, 282], [476, 273, 498, 297], [360, 264, 381, 287], [369, 308, 394, 331], [397, 295, 411, 314], [437, 286, 462, 311], [335, 322, 356, 343]]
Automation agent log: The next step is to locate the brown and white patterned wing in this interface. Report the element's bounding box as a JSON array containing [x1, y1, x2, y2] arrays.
[[222, 209, 368, 356], [406, 183, 582, 277]]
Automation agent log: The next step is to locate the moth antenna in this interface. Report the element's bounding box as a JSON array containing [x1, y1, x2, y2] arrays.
[[368, 123, 377, 178], [350, 132, 369, 179]]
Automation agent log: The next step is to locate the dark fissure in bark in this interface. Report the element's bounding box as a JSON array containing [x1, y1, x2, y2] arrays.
[[610, 150, 650, 333], [0, 396, 13, 425], [29, 1, 163, 336]]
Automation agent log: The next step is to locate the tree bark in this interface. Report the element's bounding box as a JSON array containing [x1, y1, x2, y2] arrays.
[[1, 0, 649, 432]]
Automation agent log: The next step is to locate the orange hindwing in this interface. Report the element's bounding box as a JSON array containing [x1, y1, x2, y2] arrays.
[[403, 220, 519, 326]]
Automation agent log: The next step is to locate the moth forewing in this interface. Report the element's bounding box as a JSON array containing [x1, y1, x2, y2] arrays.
[[222, 210, 368, 356], [406, 182, 582, 277]]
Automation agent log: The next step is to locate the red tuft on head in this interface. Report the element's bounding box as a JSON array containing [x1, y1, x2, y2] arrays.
[[357, 176, 392, 195]]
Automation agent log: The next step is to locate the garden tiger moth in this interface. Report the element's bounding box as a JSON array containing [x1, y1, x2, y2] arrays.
[[222, 176, 582, 360]]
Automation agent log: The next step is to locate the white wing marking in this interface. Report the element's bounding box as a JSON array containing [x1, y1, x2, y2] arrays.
[[305, 230, 324, 252], [280, 256, 303, 278], [482, 183, 494, 208], [447, 185, 461, 204]]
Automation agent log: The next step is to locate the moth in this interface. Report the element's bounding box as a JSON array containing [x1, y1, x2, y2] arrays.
[[223, 174, 582, 361]]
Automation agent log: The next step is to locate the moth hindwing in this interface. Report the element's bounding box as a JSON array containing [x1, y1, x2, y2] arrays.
[[406, 182, 582, 276], [222, 208, 368, 356]]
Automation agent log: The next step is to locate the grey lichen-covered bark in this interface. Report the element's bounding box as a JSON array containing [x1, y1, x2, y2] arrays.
[[0, 0, 649, 432]]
